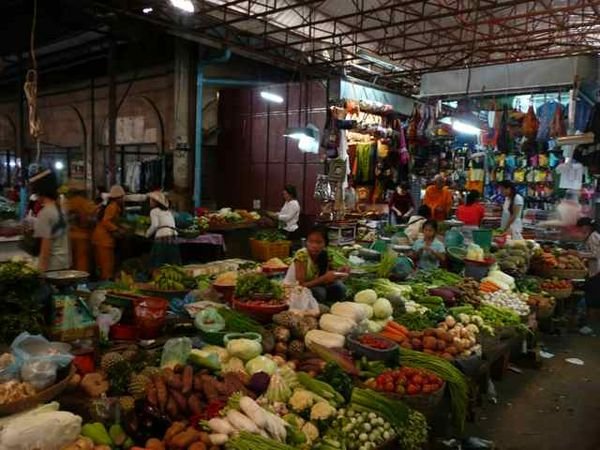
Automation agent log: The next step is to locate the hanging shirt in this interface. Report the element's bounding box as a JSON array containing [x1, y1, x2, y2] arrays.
[[146, 208, 178, 239], [501, 194, 524, 239], [556, 162, 584, 190], [278, 199, 300, 232]]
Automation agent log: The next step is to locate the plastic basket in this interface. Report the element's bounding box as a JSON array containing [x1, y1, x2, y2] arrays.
[[464, 258, 494, 281], [133, 296, 169, 339], [249, 238, 291, 262], [472, 229, 493, 251], [346, 334, 399, 363]]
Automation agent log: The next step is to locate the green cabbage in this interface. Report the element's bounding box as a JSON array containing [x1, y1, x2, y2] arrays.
[[245, 356, 277, 376]]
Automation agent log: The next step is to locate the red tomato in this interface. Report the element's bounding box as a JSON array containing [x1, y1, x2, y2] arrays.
[[407, 384, 420, 395], [412, 375, 424, 385]]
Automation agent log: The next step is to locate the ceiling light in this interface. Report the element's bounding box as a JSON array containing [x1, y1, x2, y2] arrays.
[[284, 124, 320, 153], [260, 91, 284, 104], [451, 120, 481, 135], [142, 7, 153, 14], [356, 49, 403, 72], [54, 161, 64, 170], [170, 0, 195, 13]]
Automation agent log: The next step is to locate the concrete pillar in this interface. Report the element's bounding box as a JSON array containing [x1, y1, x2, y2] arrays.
[[172, 38, 195, 209]]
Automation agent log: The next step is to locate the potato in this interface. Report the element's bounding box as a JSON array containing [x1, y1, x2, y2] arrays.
[[146, 438, 166, 450], [188, 443, 206, 450]]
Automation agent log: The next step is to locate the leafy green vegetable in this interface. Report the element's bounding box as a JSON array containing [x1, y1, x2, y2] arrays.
[[217, 307, 263, 333], [317, 362, 354, 402], [234, 273, 283, 299], [254, 230, 287, 242]]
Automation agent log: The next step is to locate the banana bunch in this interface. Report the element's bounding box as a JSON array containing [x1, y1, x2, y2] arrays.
[[153, 265, 193, 290]]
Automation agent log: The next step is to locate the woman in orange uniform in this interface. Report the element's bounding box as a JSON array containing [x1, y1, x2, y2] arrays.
[[423, 175, 453, 221], [66, 180, 97, 273], [92, 185, 125, 280]]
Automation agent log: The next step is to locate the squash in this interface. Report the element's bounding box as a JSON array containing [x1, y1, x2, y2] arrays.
[[304, 330, 345, 350], [319, 314, 356, 336], [330, 302, 368, 322]]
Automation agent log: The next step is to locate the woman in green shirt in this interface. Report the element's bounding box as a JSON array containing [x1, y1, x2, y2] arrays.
[[293, 226, 348, 304]]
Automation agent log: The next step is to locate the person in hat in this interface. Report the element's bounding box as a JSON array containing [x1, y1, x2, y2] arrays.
[[30, 170, 70, 272], [65, 180, 97, 273], [92, 185, 125, 280], [146, 191, 180, 269]]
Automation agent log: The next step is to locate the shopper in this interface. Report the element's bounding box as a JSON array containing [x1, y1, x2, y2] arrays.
[[499, 181, 524, 240], [293, 226, 347, 304], [423, 175, 452, 221], [30, 170, 70, 272], [575, 217, 600, 333], [405, 204, 431, 242], [456, 190, 486, 226], [412, 219, 446, 270], [66, 180, 97, 273], [389, 183, 414, 224], [92, 185, 125, 280], [274, 185, 301, 240], [146, 191, 181, 269]]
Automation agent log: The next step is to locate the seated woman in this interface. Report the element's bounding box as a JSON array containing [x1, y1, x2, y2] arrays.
[[405, 204, 431, 242], [412, 220, 446, 270], [293, 226, 347, 304], [456, 190, 485, 226]]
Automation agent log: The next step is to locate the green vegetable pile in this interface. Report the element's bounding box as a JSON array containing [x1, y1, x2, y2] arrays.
[[153, 265, 196, 290], [0, 262, 44, 344], [317, 362, 354, 402], [397, 347, 469, 432], [254, 230, 288, 242], [235, 273, 283, 300], [515, 276, 541, 293], [350, 388, 409, 433], [410, 269, 462, 286], [217, 307, 263, 333], [397, 410, 429, 450]]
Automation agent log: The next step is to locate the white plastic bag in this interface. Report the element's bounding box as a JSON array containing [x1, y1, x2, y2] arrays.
[[288, 286, 319, 315], [283, 263, 297, 285]]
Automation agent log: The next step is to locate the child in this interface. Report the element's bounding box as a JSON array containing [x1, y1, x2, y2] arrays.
[[292, 226, 348, 304], [412, 220, 446, 270]]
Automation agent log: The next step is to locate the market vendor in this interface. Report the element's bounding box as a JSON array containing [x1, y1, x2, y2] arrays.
[[66, 180, 97, 273], [456, 190, 485, 226], [270, 184, 301, 240], [146, 191, 181, 268], [412, 220, 445, 270], [423, 175, 452, 221], [30, 170, 70, 272], [293, 226, 347, 304], [405, 204, 431, 242], [389, 183, 414, 224], [92, 185, 125, 280], [499, 181, 524, 240]]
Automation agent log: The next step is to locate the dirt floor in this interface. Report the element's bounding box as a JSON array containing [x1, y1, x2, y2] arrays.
[[465, 320, 600, 450]]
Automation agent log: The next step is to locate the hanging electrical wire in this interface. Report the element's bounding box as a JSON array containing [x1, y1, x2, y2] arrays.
[[23, 0, 42, 163]]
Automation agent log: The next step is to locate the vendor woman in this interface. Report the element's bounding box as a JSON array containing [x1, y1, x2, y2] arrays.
[[499, 181, 524, 240], [272, 185, 301, 240], [412, 220, 446, 270], [146, 191, 181, 268], [92, 185, 125, 280], [293, 226, 347, 304]]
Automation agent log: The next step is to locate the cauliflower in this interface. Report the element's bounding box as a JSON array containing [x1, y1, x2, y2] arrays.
[[465, 323, 479, 334], [301, 422, 319, 442], [289, 389, 315, 412], [458, 313, 470, 324], [310, 402, 336, 421]]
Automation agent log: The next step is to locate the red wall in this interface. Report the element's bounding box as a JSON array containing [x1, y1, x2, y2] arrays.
[[217, 81, 327, 216]]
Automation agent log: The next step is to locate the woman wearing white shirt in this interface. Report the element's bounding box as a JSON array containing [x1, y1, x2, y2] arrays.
[[276, 185, 301, 240], [146, 191, 181, 268], [499, 181, 524, 240]]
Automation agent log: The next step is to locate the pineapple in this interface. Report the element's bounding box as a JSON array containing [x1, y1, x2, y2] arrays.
[[119, 396, 135, 412], [122, 349, 138, 361], [128, 374, 150, 400], [294, 316, 318, 338], [141, 366, 162, 378], [273, 311, 297, 328], [100, 352, 124, 372], [288, 339, 305, 358]]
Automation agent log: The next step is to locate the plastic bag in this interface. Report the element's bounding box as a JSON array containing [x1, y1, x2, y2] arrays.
[[288, 287, 319, 314], [160, 337, 192, 369], [20, 360, 57, 390], [283, 264, 297, 285], [11, 333, 73, 368], [194, 308, 226, 332], [466, 243, 484, 262]]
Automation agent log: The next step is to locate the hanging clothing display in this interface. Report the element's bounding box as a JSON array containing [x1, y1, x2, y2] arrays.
[[353, 143, 375, 183], [556, 162, 584, 190]]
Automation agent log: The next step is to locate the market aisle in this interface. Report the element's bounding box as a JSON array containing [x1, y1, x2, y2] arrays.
[[467, 325, 600, 450]]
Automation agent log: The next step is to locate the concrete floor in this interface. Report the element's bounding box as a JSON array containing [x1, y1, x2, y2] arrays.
[[466, 323, 600, 450]]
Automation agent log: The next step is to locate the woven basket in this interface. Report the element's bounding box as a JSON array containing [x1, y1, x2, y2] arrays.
[[249, 239, 291, 262], [544, 287, 573, 300], [0, 364, 75, 416], [548, 268, 587, 280], [385, 382, 446, 419]]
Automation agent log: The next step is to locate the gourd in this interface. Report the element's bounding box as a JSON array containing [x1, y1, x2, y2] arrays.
[[330, 302, 369, 322], [304, 330, 345, 350], [319, 314, 356, 336]]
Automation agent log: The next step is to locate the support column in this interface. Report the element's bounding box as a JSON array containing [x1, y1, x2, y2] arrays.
[[107, 36, 117, 186], [172, 38, 195, 208], [16, 54, 26, 177]]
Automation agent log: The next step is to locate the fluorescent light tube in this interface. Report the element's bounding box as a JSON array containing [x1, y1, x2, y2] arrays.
[[260, 91, 284, 103], [170, 0, 195, 13]]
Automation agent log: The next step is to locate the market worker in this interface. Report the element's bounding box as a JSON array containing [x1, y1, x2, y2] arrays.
[[65, 180, 97, 273], [30, 169, 70, 272], [499, 180, 524, 240], [92, 185, 125, 280], [405, 204, 431, 242], [456, 190, 485, 226], [146, 191, 181, 268], [293, 226, 348, 304], [575, 217, 600, 332], [273, 184, 301, 240], [423, 175, 452, 221], [412, 219, 446, 270], [389, 183, 414, 224]]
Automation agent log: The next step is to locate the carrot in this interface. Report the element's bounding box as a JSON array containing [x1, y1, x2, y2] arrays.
[[386, 321, 409, 336], [154, 375, 168, 412], [379, 331, 406, 343]]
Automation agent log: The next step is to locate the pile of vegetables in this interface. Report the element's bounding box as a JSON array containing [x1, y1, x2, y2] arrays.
[[481, 291, 530, 316], [410, 269, 463, 286], [540, 278, 572, 292], [254, 230, 287, 242], [365, 367, 443, 396], [235, 273, 284, 301]]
